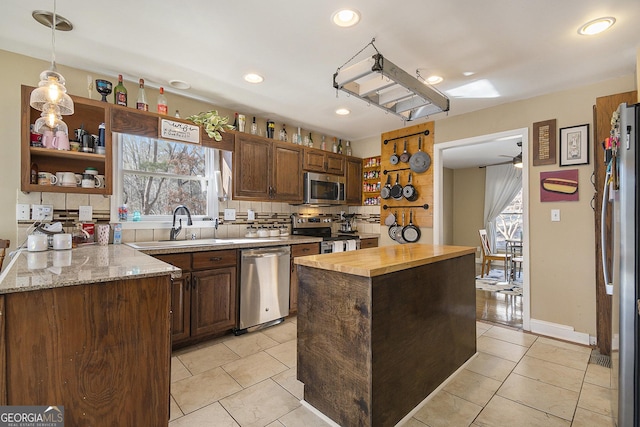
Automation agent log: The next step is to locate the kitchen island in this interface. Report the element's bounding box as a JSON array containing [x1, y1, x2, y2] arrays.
[[295, 244, 476, 427], [0, 245, 179, 426]]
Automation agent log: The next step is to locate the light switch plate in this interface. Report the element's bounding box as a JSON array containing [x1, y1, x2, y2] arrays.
[[16, 204, 30, 220], [224, 208, 236, 221], [247, 209, 255, 221], [79, 205, 93, 222], [551, 209, 561, 222], [32, 204, 53, 221]]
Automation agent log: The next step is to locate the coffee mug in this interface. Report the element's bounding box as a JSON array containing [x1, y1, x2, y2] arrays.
[[74, 174, 83, 185], [59, 172, 77, 187], [81, 176, 98, 188], [42, 130, 56, 149], [95, 174, 106, 188], [37, 171, 57, 186], [55, 131, 70, 150]]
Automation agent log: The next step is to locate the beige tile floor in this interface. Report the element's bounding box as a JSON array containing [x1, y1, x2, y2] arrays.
[[169, 318, 616, 426]]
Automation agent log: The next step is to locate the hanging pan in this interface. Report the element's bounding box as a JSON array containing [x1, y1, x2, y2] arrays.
[[390, 142, 399, 165], [388, 211, 400, 241], [402, 172, 418, 201], [384, 211, 396, 226], [409, 136, 431, 173], [390, 173, 403, 200], [380, 174, 392, 199], [402, 210, 421, 243], [399, 140, 411, 163], [395, 211, 407, 244]]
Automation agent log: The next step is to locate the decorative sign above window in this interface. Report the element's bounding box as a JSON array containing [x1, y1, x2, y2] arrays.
[[159, 119, 201, 144]]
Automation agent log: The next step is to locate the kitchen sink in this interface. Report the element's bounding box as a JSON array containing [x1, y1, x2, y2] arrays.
[[126, 238, 283, 250]]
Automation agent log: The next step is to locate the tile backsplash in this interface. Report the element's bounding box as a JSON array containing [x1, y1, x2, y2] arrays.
[[17, 191, 381, 245]]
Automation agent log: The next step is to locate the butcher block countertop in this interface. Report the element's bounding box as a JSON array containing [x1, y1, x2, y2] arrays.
[[294, 243, 475, 277]]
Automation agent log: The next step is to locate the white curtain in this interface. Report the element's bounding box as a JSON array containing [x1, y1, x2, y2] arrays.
[[483, 164, 522, 252]]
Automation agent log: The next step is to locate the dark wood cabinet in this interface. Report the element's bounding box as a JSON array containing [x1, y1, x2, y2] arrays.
[[290, 242, 320, 314], [345, 156, 363, 205], [4, 277, 171, 425], [191, 267, 237, 337], [155, 250, 238, 348], [234, 134, 303, 202], [303, 148, 345, 175]]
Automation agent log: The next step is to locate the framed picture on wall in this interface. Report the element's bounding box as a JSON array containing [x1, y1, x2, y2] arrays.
[[532, 119, 557, 166], [559, 124, 590, 166]]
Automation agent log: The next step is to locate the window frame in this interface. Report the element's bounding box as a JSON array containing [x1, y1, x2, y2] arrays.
[[110, 132, 219, 226]]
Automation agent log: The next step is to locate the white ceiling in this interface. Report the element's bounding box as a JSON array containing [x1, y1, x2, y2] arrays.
[[1, 1, 639, 168]]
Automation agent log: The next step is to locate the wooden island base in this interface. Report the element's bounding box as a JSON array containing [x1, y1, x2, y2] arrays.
[[296, 244, 476, 427]]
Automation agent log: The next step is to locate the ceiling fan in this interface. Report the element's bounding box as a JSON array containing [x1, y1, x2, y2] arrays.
[[480, 141, 523, 168]]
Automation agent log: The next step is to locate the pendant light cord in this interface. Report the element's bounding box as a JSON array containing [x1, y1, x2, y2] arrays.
[[50, 0, 57, 70]]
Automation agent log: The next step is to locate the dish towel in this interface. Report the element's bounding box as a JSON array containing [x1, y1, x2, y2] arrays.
[[346, 240, 357, 251], [332, 241, 344, 252]]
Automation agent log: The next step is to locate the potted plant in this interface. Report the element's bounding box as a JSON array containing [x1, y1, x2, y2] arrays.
[[187, 110, 234, 142]]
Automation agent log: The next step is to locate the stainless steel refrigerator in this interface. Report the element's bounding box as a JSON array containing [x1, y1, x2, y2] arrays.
[[604, 102, 639, 426]]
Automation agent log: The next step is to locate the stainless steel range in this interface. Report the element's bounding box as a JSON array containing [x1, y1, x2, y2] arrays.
[[291, 213, 360, 253]]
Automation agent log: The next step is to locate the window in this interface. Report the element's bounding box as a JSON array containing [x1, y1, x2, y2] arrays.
[[112, 133, 226, 220], [494, 188, 523, 251]]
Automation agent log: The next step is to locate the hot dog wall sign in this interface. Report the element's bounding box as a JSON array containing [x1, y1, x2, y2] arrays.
[[540, 169, 579, 202]]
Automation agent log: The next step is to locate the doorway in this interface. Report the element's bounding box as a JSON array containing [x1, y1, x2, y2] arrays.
[[432, 128, 531, 331]]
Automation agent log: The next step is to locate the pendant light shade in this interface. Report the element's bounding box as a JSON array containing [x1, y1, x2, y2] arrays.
[[30, 0, 74, 133]]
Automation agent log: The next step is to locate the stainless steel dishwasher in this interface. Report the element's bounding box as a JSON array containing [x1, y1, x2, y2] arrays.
[[236, 246, 290, 334]]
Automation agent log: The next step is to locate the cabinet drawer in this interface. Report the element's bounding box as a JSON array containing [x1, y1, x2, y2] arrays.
[[192, 250, 237, 270], [360, 238, 379, 249], [291, 243, 320, 257], [154, 253, 191, 271]]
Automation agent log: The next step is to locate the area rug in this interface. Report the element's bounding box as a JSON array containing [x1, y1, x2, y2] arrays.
[[476, 269, 523, 296]]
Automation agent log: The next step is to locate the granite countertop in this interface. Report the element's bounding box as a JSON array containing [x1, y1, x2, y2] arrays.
[[0, 245, 181, 295], [128, 235, 324, 255], [294, 244, 475, 277]]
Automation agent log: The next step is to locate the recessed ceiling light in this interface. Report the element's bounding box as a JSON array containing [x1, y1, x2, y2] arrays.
[[425, 75, 443, 85], [244, 73, 264, 83], [169, 79, 191, 90], [332, 9, 360, 27], [462, 71, 475, 77], [335, 108, 350, 116], [578, 17, 616, 35]]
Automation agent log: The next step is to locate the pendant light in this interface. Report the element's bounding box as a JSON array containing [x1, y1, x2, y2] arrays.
[[30, 0, 74, 134]]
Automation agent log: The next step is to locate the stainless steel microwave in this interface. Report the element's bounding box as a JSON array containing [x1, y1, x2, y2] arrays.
[[303, 172, 345, 205]]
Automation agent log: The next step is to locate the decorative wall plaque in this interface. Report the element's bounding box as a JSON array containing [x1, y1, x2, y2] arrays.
[[532, 119, 556, 166]]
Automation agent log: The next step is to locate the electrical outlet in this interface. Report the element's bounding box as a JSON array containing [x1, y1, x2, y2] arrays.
[[247, 209, 255, 221], [224, 208, 236, 221], [78, 205, 93, 222], [16, 204, 30, 220], [31, 204, 53, 221], [551, 209, 561, 222]]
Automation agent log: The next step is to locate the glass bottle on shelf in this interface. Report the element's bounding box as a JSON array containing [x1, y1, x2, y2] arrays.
[[232, 113, 239, 130], [332, 137, 338, 153], [157, 87, 168, 115], [251, 117, 257, 135], [279, 124, 287, 141], [321, 135, 326, 151], [308, 132, 314, 148], [136, 79, 148, 111], [175, 109, 181, 118], [114, 74, 127, 106], [346, 140, 352, 156], [337, 139, 343, 154]]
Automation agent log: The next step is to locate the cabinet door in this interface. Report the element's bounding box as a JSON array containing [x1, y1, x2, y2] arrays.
[[191, 267, 237, 337], [345, 157, 363, 205], [290, 243, 320, 314], [326, 153, 345, 175], [272, 142, 303, 202], [171, 274, 191, 343], [234, 134, 272, 200], [303, 149, 327, 172]]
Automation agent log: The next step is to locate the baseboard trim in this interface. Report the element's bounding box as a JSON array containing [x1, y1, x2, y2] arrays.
[[530, 318, 591, 345]]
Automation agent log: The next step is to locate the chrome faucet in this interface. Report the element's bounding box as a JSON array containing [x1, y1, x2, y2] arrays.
[[170, 205, 193, 240]]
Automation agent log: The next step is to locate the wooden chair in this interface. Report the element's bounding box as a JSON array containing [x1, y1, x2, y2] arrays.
[[0, 239, 9, 271], [478, 229, 511, 280]]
